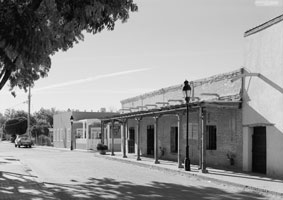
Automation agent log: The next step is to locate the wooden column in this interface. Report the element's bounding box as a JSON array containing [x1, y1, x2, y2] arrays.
[[111, 120, 115, 156], [201, 108, 208, 173], [154, 115, 160, 164], [198, 107, 202, 169], [122, 119, 127, 158], [136, 117, 142, 161], [177, 113, 183, 168], [101, 121, 104, 144]]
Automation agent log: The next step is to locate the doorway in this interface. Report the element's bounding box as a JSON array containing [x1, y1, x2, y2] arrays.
[[128, 127, 135, 153], [147, 125, 154, 155], [252, 126, 266, 174]]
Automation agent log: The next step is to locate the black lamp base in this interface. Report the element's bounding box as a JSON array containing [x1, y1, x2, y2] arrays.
[[184, 158, 191, 171]]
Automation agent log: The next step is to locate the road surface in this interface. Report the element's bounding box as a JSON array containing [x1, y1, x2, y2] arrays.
[[0, 141, 279, 199]]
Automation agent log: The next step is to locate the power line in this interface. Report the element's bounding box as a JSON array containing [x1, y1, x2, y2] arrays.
[[3, 118, 27, 128], [1, 101, 27, 113]]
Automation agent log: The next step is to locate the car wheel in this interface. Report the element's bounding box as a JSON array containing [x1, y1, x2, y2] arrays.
[[15, 144, 17, 147], [29, 145, 32, 148], [18, 145, 20, 148]]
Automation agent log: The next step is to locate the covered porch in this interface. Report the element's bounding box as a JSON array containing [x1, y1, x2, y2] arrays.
[[101, 100, 241, 173]]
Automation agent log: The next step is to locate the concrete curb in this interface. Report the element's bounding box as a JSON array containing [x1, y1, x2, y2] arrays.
[[93, 153, 283, 198]]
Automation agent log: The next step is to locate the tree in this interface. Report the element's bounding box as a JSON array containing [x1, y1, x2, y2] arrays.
[[3, 117, 27, 136], [4, 109, 36, 126], [0, 112, 5, 128], [0, 0, 138, 94], [31, 124, 49, 137], [33, 107, 57, 127]]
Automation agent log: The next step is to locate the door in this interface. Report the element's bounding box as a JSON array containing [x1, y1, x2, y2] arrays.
[[128, 127, 135, 153], [252, 127, 266, 174], [147, 125, 154, 155]]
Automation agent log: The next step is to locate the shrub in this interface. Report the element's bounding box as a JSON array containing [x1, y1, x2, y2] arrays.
[[97, 143, 108, 151]]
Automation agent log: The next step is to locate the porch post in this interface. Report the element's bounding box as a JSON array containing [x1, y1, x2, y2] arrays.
[[177, 113, 183, 168], [198, 107, 202, 169], [201, 108, 208, 173], [111, 120, 115, 156], [136, 117, 142, 161], [154, 115, 160, 164], [86, 121, 89, 149], [101, 121, 104, 144], [122, 119, 127, 158]]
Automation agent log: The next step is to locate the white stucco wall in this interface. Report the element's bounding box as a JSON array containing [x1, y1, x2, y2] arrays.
[[243, 20, 283, 178]]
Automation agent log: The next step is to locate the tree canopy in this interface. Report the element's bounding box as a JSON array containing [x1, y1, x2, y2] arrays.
[[4, 109, 36, 126], [0, 0, 137, 94], [3, 117, 27, 135]]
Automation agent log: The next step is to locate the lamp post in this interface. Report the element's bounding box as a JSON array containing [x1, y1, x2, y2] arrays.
[[70, 115, 74, 151], [183, 80, 191, 171]]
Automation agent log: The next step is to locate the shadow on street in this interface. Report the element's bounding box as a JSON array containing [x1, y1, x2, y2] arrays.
[[0, 170, 273, 200]]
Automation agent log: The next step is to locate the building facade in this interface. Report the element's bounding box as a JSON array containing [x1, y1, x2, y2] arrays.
[[53, 111, 119, 150], [101, 15, 283, 179], [242, 14, 283, 178], [102, 69, 243, 171]]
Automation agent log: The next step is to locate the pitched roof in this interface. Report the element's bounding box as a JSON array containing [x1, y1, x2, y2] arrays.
[[121, 68, 243, 104]]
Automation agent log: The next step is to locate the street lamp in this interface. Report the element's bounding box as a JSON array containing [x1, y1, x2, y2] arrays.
[[70, 115, 74, 151], [183, 80, 191, 171]]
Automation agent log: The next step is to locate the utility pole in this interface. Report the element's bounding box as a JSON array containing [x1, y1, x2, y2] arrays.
[[27, 87, 31, 137]]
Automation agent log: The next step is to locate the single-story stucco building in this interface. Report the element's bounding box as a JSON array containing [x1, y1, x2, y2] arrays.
[[100, 14, 283, 179], [53, 111, 120, 151]]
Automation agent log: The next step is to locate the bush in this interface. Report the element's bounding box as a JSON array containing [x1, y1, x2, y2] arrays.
[[97, 143, 108, 151], [35, 135, 52, 146]]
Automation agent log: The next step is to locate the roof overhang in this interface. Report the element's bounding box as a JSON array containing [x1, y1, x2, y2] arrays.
[[101, 100, 242, 123]]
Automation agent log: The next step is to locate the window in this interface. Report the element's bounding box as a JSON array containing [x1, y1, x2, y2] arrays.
[[84, 123, 87, 138], [76, 128, 83, 138], [170, 127, 178, 153], [60, 129, 63, 141], [91, 127, 101, 139], [206, 125, 217, 150], [57, 129, 60, 141]]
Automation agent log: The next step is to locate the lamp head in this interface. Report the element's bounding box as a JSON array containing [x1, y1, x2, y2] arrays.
[[182, 80, 191, 100], [70, 115, 74, 124]]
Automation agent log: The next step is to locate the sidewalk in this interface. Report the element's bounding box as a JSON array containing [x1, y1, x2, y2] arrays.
[[93, 151, 283, 198]]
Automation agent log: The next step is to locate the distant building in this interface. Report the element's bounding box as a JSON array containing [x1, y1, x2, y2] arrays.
[[53, 111, 118, 150]]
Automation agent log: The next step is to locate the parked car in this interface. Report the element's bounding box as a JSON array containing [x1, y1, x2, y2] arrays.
[[15, 135, 32, 148]]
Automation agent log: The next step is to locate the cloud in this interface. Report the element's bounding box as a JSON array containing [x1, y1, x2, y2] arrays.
[[33, 68, 151, 92], [255, 0, 282, 6]]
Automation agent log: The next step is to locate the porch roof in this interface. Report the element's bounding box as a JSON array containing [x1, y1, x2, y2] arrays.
[[101, 99, 242, 123]]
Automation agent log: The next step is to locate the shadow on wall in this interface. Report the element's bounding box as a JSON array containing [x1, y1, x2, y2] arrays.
[[243, 99, 283, 179], [243, 68, 283, 95], [0, 170, 272, 200]]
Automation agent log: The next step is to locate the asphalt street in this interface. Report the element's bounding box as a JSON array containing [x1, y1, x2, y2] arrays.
[[0, 142, 280, 200]]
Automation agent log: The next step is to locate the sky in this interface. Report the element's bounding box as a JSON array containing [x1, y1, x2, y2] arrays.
[[1, 0, 283, 114]]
